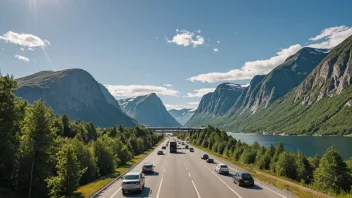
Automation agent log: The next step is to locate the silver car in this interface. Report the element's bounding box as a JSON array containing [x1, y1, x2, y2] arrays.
[[121, 172, 145, 194]]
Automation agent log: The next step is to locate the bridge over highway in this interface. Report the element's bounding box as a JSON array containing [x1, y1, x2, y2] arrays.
[[146, 127, 205, 133]]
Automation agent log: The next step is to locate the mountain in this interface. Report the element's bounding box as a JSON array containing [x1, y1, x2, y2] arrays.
[[98, 83, 121, 110], [118, 93, 181, 127], [186, 83, 244, 126], [168, 108, 195, 125], [218, 35, 352, 135], [228, 47, 328, 116], [15, 69, 137, 127]]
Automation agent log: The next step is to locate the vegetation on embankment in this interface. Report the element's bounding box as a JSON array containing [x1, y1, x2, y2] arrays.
[[0, 73, 163, 198], [75, 137, 165, 198], [177, 126, 352, 197]]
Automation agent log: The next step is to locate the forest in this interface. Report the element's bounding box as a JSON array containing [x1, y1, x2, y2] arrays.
[[0, 73, 163, 197]]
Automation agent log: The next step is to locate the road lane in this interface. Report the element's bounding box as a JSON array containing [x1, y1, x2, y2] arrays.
[[188, 145, 296, 198], [95, 138, 169, 198]]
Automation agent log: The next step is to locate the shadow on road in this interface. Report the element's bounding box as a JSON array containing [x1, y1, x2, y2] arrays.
[[123, 187, 151, 197], [170, 151, 185, 154], [221, 173, 234, 177], [249, 185, 263, 190], [144, 172, 159, 176]]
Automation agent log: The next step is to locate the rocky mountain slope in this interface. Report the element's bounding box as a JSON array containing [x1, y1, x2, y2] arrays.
[[186, 83, 244, 126], [212, 35, 352, 135], [99, 83, 121, 110], [15, 69, 137, 127], [168, 108, 195, 125], [118, 93, 181, 127]]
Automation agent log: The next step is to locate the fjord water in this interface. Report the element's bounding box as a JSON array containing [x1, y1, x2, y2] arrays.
[[228, 133, 352, 159]]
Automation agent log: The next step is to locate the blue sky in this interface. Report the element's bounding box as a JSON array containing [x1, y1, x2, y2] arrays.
[[1, 0, 352, 110]]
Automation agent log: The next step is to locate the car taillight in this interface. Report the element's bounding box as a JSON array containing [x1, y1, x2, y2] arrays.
[[122, 182, 125, 185], [136, 181, 141, 185]]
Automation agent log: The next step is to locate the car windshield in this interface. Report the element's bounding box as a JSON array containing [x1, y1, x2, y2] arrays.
[[143, 165, 152, 168], [220, 165, 228, 168], [124, 175, 139, 180], [242, 174, 252, 179]]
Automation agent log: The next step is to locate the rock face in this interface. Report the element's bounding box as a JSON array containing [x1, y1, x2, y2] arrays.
[[119, 93, 181, 127], [294, 37, 352, 105], [186, 83, 244, 126], [168, 108, 195, 125], [228, 47, 328, 115], [99, 83, 121, 110], [15, 69, 136, 127]]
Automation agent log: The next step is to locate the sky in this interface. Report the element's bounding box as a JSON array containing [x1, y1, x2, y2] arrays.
[[1, 0, 352, 110]]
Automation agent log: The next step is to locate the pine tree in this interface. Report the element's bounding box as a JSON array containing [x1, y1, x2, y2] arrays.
[[46, 144, 87, 197]]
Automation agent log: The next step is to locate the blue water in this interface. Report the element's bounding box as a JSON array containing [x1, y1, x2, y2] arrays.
[[227, 133, 352, 160]]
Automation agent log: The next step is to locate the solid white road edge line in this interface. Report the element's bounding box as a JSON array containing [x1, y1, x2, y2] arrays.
[[191, 180, 202, 198], [109, 187, 121, 198], [156, 174, 164, 198], [203, 165, 242, 198], [188, 172, 192, 178], [214, 160, 287, 198]]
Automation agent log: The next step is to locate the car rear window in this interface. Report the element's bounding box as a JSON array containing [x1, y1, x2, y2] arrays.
[[220, 165, 228, 168], [143, 165, 152, 168], [242, 174, 252, 179], [125, 175, 139, 180]]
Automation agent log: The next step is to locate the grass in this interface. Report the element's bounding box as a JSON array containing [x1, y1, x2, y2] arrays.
[[75, 138, 165, 198], [191, 144, 330, 198]]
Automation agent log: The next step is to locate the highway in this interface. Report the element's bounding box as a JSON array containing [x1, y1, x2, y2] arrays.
[[94, 138, 296, 198]]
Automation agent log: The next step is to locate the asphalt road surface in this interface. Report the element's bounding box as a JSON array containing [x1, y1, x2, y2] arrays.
[[94, 138, 296, 198]]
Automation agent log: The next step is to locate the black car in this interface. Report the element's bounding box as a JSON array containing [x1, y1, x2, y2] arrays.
[[233, 172, 254, 187], [157, 150, 164, 155], [201, 154, 209, 160], [206, 158, 214, 163], [189, 148, 194, 152], [142, 163, 154, 173], [185, 145, 189, 149], [162, 146, 166, 149]]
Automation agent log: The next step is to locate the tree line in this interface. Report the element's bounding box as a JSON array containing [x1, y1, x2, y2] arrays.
[[0, 73, 163, 197], [177, 126, 352, 196]]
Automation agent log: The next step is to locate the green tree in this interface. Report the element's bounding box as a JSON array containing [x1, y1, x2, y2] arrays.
[[0, 74, 20, 189], [240, 148, 257, 164], [93, 138, 114, 176], [295, 151, 312, 183], [46, 144, 86, 198], [308, 154, 321, 172], [313, 147, 351, 194], [275, 152, 297, 179], [18, 100, 57, 197]]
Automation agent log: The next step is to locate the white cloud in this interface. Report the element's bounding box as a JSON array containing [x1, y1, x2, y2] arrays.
[[166, 29, 205, 47], [0, 31, 50, 48], [213, 48, 219, 52], [308, 26, 352, 49], [188, 44, 302, 83], [28, 48, 34, 51], [163, 84, 172, 87], [104, 84, 179, 97], [217, 41, 220, 43], [186, 88, 216, 97], [14, 54, 30, 63], [20, 47, 24, 51], [196, 30, 201, 33], [165, 101, 200, 110]]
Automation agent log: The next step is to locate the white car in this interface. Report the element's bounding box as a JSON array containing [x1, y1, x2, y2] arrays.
[[215, 164, 229, 174], [121, 172, 145, 194]]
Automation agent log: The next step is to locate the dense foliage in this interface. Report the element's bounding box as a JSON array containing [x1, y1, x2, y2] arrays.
[[0, 73, 163, 197], [177, 126, 352, 196]]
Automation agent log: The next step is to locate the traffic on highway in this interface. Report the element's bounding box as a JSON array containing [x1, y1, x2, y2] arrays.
[[94, 137, 294, 198]]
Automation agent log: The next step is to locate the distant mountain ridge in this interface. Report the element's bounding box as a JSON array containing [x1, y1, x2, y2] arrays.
[[168, 108, 195, 125], [15, 69, 137, 127], [118, 93, 181, 127]]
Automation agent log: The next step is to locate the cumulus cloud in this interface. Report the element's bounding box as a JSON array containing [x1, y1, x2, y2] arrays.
[[165, 101, 200, 110], [308, 26, 352, 49], [166, 29, 205, 47], [163, 84, 172, 87], [217, 41, 220, 43], [104, 84, 179, 97], [213, 48, 219, 52], [186, 88, 216, 97], [0, 31, 50, 48], [28, 48, 34, 51], [188, 44, 302, 83], [14, 54, 30, 63]]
